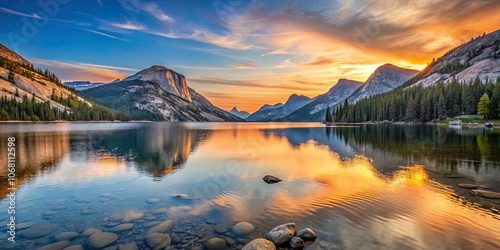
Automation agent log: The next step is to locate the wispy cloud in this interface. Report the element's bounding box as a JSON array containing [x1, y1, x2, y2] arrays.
[[227, 60, 258, 69], [80, 28, 129, 41], [299, 56, 335, 66], [116, 0, 174, 22], [30, 58, 129, 82], [0, 7, 42, 19], [109, 21, 145, 31]]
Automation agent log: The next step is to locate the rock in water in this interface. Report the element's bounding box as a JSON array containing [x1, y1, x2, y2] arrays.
[[109, 223, 134, 232], [242, 238, 276, 250], [232, 222, 255, 235], [147, 220, 173, 234], [87, 232, 118, 248], [117, 242, 139, 250], [470, 190, 500, 199], [290, 236, 305, 248], [37, 241, 70, 250], [145, 233, 171, 250], [457, 183, 478, 189], [205, 237, 226, 250], [54, 231, 80, 241], [82, 228, 101, 237], [297, 228, 317, 241], [18, 223, 56, 239], [61, 245, 84, 250], [263, 175, 282, 184], [265, 223, 297, 245]]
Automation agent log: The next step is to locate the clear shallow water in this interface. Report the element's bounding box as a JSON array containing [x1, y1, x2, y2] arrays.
[[0, 122, 499, 249]]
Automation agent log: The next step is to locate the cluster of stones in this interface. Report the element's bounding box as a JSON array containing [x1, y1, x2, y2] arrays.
[[242, 223, 318, 249]]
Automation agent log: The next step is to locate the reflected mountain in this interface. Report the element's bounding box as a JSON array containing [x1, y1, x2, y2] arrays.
[[0, 131, 70, 200], [72, 123, 212, 177]]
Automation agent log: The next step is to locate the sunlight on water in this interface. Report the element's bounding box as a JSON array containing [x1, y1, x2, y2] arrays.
[[0, 123, 499, 249]]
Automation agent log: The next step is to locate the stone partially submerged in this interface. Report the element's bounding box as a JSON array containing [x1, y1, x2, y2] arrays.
[[470, 190, 500, 199], [242, 238, 276, 250], [263, 175, 282, 184], [265, 223, 297, 245]]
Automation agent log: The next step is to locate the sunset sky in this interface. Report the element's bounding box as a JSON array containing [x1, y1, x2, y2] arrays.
[[1, 0, 500, 112]]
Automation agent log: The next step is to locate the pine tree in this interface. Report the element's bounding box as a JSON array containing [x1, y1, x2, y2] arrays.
[[490, 83, 500, 118], [477, 93, 491, 119], [438, 93, 446, 119], [325, 107, 332, 123], [8, 70, 14, 83]]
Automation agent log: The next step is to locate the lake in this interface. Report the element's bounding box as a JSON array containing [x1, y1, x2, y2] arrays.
[[0, 122, 499, 249]]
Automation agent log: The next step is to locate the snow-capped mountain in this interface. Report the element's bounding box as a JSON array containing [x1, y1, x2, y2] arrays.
[[411, 29, 500, 87], [347, 64, 418, 103], [280, 79, 362, 122], [229, 107, 251, 119], [123, 65, 192, 102], [246, 94, 312, 121]]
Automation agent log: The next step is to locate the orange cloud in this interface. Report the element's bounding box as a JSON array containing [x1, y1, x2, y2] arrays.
[[30, 58, 130, 82]]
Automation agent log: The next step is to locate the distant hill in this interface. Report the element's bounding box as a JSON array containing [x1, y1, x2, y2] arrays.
[[63, 81, 108, 90], [229, 107, 251, 119], [281, 79, 362, 122], [0, 43, 126, 121], [246, 94, 312, 121]]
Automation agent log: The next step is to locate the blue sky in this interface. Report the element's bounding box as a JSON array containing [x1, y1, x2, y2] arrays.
[[1, 0, 499, 112]]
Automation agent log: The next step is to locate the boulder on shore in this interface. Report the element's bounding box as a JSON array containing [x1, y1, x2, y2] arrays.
[[263, 175, 282, 184], [297, 228, 317, 241], [290, 236, 304, 248], [242, 238, 276, 250], [265, 223, 297, 245]]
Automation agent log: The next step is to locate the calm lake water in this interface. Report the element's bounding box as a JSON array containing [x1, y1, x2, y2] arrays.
[[0, 122, 499, 249]]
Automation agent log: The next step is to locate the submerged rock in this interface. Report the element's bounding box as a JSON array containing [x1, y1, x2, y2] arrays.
[[82, 228, 101, 237], [470, 190, 500, 199], [109, 223, 134, 232], [19, 223, 55, 239], [62, 245, 84, 250], [151, 208, 169, 215], [38, 241, 70, 250], [54, 231, 80, 241], [147, 198, 160, 204], [205, 237, 226, 250], [122, 210, 144, 222], [290, 236, 304, 248], [265, 223, 297, 245], [242, 238, 276, 250], [148, 220, 174, 234], [87, 232, 118, 248], [16, 222, 34, 230], [117, 242, 139, 250], [458, 183, 478, 189], [263, 175, 282, 184], [232, 222, 255, 236], [145, 233, 171, 250], [297, 228, 317, 241]]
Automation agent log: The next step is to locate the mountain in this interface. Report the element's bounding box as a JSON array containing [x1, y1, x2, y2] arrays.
[[0, 43, 29, 66], [0, 43, 126, 121], [408, 30, 500, 88], [123, 65, 192, 102], [229, 107, 251, 119], [280, 79, 363, 122], [246, 94, 312, 121], [189, 88, 243, 122], [347, 64, 418, 103], [63, 81, 107, 90], [80, 67, 243, 122]]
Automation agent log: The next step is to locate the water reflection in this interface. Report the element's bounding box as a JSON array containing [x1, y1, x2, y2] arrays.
[[0, 123, 499, 250]]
